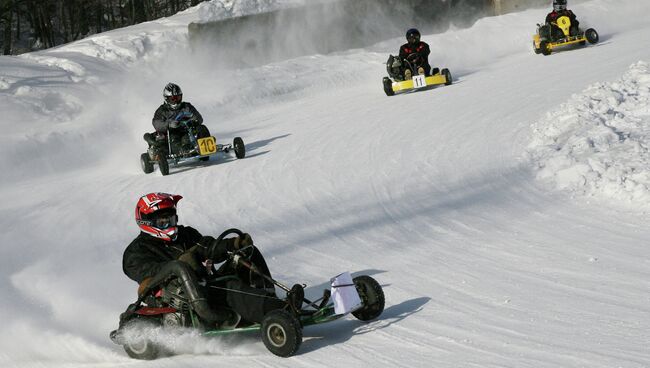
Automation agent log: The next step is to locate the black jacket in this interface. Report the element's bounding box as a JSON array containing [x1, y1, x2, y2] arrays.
[[122, 225, 234, 283], [546, 9, 578, 27], [399, 41, 431, 66], [152, 102, 204, 134]]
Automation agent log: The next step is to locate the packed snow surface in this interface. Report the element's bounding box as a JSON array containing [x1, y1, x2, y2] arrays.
[[1, 0, 650, 367]]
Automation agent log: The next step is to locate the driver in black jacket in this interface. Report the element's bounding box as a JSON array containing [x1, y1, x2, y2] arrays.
[[143, 83, 205, 157], [123, 192, 295, 327]]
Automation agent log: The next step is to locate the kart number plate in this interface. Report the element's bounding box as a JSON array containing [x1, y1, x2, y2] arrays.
[[198, 136, 217, 156], [412, 75, 427, 88]]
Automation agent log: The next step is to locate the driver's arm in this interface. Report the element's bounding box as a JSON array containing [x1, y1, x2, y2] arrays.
[[152, 106, 172, 132], [419, 43, 430, 59], [186, 103, 204, 126], [123, 243, 168, 284]]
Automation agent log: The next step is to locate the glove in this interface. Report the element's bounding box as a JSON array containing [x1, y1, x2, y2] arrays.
[[178, 246, 202, 272], [137, 277, 152, 296], [169, 119, 180, 129], [234, 233, 253, 250]]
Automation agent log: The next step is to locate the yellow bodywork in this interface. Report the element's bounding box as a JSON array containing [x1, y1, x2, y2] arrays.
[[197, 136, 218, 156], [392, 73, 448, 93], [533, 16, 587, 53]]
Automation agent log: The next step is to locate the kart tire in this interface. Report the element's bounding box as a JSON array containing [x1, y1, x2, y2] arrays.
[[233, 137, 245, 159], [540, 41, 551, 56], [533, 42, 541, 54], [383, 77, 395, 97], [158, 157, 169, 176], [351, 275, 385, 321], [261, 309, 302, 357], [140, 153, 154, 174], [585, 28, 599, 44], [122, 319, 162, 360], [196, 125, 211, 162], [441, 68, 452, 86]]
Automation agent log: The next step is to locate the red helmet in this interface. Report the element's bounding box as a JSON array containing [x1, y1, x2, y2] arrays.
[[135, 193, 183, 241]]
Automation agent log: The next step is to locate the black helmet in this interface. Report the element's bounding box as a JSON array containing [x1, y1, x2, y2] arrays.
[[406, 28, 421, 45], [163, 83, 183, 110], [553, 0, 567, 11]]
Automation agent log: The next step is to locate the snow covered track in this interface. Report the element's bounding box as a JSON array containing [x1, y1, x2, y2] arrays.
[[1, 1, 650, 367]]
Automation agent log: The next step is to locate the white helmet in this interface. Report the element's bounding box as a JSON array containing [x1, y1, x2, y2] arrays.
[[163, 83, 183, 110]]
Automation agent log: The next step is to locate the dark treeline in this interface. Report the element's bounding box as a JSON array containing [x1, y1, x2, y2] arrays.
[[0, 0, 205, 55]]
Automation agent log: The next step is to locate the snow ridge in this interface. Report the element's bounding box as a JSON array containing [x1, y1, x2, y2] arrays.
[[528, 61, 650, 209]]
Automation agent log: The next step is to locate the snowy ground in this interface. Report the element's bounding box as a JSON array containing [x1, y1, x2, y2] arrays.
[[1, 0, 650, 367]]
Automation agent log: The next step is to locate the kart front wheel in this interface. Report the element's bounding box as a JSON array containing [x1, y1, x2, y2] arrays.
[[352, 275, 385, 321], [122, 320, 162, 360], [140, 153, 153, 174], [585, 28, 599, 44], [383, 77, 395, 96], [533, 42, 541, 54], [261, 310, 302, 357], [441, 68, 452, 86], [158, 157, 169, 176], [233, 137, 245, 159], [540, 40, 551, 56]]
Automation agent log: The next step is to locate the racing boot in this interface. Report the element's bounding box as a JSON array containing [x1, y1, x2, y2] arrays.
[[286, 284, 304, 313], [143, 132, 157, 146], [404, 69, 412, 80]]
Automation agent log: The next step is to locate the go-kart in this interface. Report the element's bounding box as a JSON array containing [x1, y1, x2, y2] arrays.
[[383, 54, 452, 96], [109, 228, 385, 358], [533, 16, 598, 55], [140, 111, 245, 176]]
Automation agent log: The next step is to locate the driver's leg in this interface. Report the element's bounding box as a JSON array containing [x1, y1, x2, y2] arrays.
[[224, 279, 286, 323]]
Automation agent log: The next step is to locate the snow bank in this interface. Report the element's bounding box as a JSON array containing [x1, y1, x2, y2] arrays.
[[197, 0, 307, 23], [528, 61, 650, 209]]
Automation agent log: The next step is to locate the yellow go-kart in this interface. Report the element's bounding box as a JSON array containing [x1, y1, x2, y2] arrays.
[[533, 16, 598, 56], [383, 55, 452, 96]]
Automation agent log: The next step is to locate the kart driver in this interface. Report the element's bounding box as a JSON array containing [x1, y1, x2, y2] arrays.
[[143, 83, 205, 156], [398, 28, 436, 79], [544, 0, 580, 40], [122, 192, 303, 327]]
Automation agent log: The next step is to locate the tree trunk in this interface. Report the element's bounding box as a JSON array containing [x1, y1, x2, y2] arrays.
[[3, 1, 13, 55]]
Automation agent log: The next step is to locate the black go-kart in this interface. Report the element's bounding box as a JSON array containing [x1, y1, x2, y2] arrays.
[[140, 112, 245, 176], [110, 228, 385, 358]]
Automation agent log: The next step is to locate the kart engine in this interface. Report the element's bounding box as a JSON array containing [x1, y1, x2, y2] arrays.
[[160, 280, 191, 328]]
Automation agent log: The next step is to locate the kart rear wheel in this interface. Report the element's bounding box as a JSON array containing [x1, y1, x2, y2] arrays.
[[261, 310, 302, 357], [441, 68, 452, 86], [540, 41, 551, 56], [233, 137, 245, 159], [122, 320, 162, 360], [196, 125, 211, 162], [351, 275, 385, 321], [140, 153, 153, 174], [383, 77, 395, 96], [158, 157, 169, 176], [585, 28, 599, 44]]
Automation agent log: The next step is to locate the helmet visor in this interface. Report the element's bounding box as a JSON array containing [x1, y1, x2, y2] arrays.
[[166, 95, 182, 104], [154, 214, 177, 229], [407, 33, 420, 43]]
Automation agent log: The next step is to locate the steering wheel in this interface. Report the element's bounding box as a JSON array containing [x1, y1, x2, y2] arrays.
[[406, 53, 420, 61], [214, 228, 245, 245]]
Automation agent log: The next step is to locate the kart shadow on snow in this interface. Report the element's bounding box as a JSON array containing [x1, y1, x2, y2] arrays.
[[298, 296, 431, 355]]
